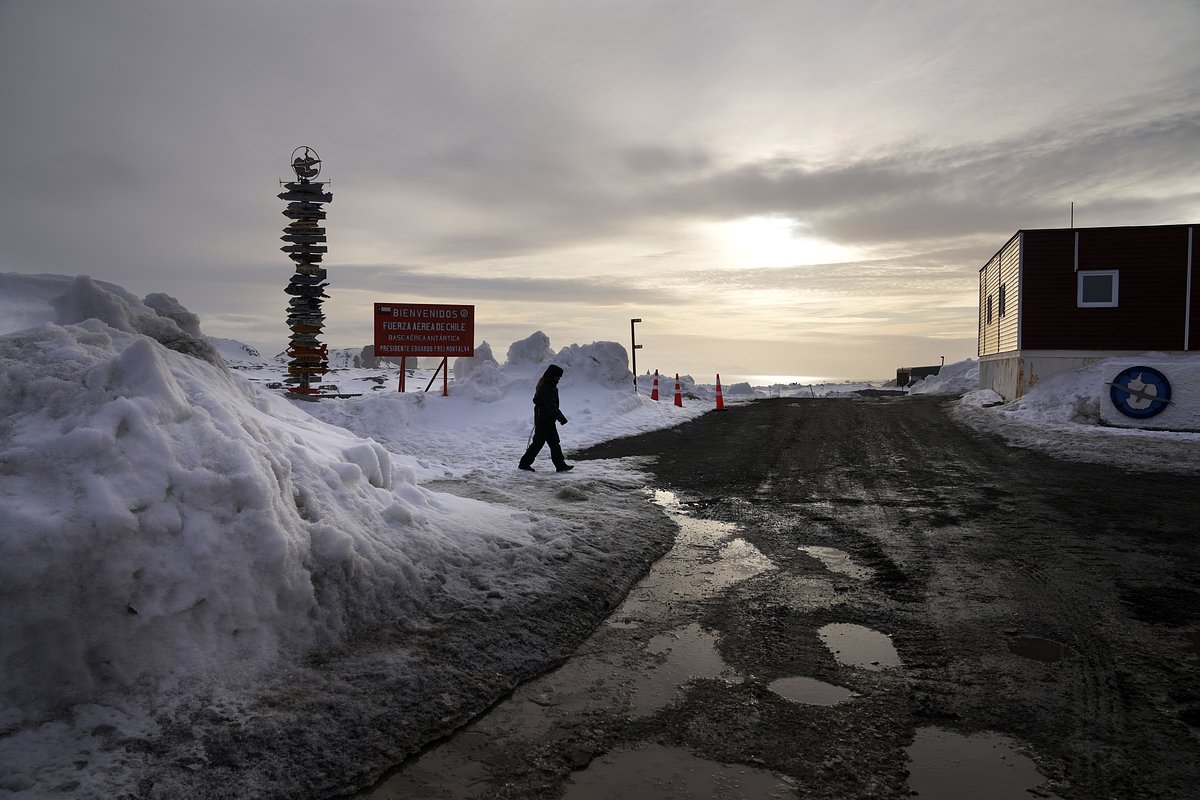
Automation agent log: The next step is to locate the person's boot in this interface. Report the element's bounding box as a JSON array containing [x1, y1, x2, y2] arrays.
[[556, 464, 574, 473]]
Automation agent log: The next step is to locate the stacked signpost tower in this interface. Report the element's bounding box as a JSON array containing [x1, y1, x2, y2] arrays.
[[279, 146, 333, 396]]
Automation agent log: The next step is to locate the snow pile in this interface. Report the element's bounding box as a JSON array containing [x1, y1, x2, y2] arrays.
[[553, 340, 633, 388], [453, 340, 499, 381], [209, 336, 272, 366], [953, 355, 1200, 473], [0, 275, 713, 798], [304, 335, 702, 481], [960, 388, 1004, 407], [998, 364, 1108, 424], [0, 272, 220, 366], [0, 319, 536, 715], [908, 358, 979, 395], [506, 330, 555, 366]]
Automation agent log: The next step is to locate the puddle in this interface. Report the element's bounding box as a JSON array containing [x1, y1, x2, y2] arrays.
[[818, 623, 902, 671], [1009, 636, 1071, 663], [906, 727, 1061, 799], [767, 676, 855, 706], [632, 623, 732, 715], [562, 744, 796, 799], [612, 506, 774, 625], [709, 537, 776, 589], [797, 545, 872, 581]]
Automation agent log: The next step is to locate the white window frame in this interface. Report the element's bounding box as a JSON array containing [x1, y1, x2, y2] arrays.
[[1077, 270, 1119, 308]]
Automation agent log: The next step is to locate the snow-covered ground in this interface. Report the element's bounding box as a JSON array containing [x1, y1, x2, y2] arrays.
[[2, 272, 1197, 798]]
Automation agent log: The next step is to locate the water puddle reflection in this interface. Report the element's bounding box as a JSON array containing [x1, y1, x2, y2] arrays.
[[633, 623, 733, 715], [906, 727, 1061, 799], [612, 496, 775, 630], [562, 744, 796, 799], [767, 676, 855, 706], [798, 545, 872, 581], [1009, 636, 1071, 663], [818, 623, 901, 671], [710, 537, 776, 589]]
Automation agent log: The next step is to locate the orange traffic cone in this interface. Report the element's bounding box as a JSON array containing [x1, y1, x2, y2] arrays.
[[715, 374, 725, 410], [674, 373, 683, 407], [651, 369, 659, 401]]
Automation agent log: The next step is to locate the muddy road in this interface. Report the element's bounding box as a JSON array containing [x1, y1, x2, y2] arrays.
[[358, 396, 1200, 799]]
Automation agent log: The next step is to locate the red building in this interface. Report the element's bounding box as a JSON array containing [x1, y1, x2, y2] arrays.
[[979, 224, 1197, 399]]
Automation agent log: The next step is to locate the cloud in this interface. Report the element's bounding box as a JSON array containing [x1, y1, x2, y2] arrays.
[[337, 264, 682, 307], [3, 1, 1198, 377]]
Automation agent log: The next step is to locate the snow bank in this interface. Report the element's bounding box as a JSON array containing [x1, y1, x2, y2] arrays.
[[453, 340, 499, 381], [953, 355, 1200, 473], [1, 320, 450, 713], [908, 358, 979, 395], [505, 330, 554, 366], [0, 272, 220, 366], [552, 340, 632, 388], [0, 275, 714, 799]]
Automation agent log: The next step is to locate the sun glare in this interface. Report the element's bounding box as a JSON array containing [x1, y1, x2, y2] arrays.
[[708, 215, 858, 269]]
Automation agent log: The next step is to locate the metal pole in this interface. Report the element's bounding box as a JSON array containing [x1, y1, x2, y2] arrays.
[[630, 318, 643, 392]]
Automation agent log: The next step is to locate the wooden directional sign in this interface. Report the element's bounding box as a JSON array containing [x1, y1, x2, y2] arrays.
[[374, 302, 475, 358]]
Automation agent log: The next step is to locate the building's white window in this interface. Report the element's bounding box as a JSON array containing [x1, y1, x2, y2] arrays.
[[1077, 270, 1119, 308]]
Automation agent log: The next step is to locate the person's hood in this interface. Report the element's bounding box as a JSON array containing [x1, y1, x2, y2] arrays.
[[542, 364, 564, 380]]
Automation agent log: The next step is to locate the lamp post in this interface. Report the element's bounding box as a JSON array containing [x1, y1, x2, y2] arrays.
[[630, 318, 643, 392]]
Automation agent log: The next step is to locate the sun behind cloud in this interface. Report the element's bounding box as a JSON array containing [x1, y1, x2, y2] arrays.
[[704, 215, 862, 269]]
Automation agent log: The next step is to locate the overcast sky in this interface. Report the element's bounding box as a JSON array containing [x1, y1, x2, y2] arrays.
[[3, 1, 1198, 380]]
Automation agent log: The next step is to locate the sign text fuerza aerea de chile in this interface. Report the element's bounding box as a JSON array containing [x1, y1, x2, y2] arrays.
[[373, 302, 476, 358]]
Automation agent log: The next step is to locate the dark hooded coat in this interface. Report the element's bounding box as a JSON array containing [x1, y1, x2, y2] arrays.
[[532, 364, 567, 437]]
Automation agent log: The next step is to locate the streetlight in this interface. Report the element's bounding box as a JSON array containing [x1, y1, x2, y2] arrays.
[[630, 318, 643, 392]]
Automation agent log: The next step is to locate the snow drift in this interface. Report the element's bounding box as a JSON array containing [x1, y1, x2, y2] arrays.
[[0, 273, 711, 799]]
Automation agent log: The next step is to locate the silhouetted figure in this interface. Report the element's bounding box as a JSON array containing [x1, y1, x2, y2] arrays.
[[518, 364, 573, 473]]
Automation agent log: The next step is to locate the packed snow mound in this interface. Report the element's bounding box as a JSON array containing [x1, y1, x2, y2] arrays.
[[909, 358, 979, 395], [553, 340, 632, 388], [450, 343, 517, 403], [0, 272, 221, 367], [506, 330, 554, 366], [961, 388, 1004, 407], [142, 291, 202, 337], [209, 336, 271, 365], [0, 319, 558, 715], [453, 340, 500, 381], [998, 362, 1109, 424]]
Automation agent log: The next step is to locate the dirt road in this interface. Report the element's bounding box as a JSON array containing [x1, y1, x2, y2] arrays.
[[357, 395, 1200, 799]]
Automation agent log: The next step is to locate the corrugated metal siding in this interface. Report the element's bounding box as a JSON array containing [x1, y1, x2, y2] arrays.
[[997, 234, 1020, 352], [978, 252, 1001, 355], [1020, 226, 1192, 350]]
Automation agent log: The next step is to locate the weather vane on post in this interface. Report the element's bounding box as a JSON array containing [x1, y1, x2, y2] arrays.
[[279, 146, 333, 396]]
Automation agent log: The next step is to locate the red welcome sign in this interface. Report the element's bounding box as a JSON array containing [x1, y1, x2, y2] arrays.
[[373, 303, 475, 358]]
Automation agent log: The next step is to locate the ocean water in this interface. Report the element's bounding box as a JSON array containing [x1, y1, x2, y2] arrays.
[[719, 374, 880, 387]]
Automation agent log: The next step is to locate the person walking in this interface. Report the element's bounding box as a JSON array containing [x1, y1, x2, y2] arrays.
[[518, 364, 574, 473]]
